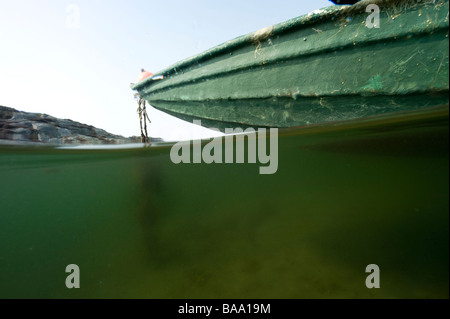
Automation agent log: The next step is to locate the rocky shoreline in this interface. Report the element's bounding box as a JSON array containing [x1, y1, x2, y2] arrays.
[[0, 105, 141, 145]]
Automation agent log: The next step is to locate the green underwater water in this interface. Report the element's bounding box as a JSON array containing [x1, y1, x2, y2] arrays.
[[0, 106, 448, 299]]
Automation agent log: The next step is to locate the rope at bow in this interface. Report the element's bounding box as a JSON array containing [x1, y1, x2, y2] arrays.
[[135, 93, 151, 144]]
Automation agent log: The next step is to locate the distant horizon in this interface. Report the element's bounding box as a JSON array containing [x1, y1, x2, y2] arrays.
[[0, 0, 333, 140]]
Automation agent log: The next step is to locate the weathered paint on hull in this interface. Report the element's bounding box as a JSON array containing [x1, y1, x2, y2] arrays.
[[133, 0, 449, 129]]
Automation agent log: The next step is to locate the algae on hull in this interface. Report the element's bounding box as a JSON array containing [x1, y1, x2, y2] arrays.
[[133, 0, 449, 129]]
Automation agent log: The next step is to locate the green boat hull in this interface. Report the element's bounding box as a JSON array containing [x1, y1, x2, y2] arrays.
[[133, 0, 449, 129]]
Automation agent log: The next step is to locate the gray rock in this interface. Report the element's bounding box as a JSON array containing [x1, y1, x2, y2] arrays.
[[0, 105, 142, 145]]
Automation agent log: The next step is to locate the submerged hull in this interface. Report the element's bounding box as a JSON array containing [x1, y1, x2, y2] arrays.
[[133, 0, 449, 129]]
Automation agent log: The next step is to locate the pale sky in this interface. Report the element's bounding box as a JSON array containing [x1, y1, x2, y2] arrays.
[[0, 0, 332, 141]]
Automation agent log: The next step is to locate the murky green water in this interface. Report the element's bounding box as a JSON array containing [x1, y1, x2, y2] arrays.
[[0, 106, 448, 298]]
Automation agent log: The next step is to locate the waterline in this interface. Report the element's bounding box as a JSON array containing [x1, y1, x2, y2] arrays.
[[170, 120, 278, 174]]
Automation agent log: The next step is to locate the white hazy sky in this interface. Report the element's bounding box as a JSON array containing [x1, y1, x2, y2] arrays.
[[0, 0, 333, 141]]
